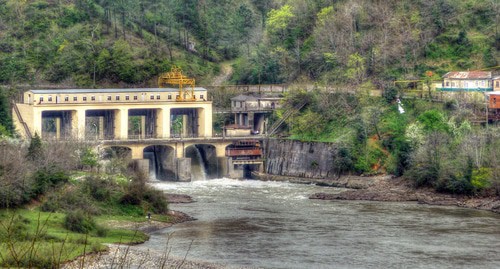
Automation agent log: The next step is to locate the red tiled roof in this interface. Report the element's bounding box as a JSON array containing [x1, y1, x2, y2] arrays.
[[443, 71, 492, 79]]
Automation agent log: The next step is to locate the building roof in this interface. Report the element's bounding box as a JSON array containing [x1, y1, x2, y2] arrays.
[[443, 71, 492, 79], [231, 95, 258, 102], [28, 87, 207, 94]]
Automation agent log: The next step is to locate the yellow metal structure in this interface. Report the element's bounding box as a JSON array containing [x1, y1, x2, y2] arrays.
[[158, 66, 196, 101]]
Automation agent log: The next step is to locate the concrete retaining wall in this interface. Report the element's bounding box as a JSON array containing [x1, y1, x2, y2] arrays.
[[265, 139, 338, 179]]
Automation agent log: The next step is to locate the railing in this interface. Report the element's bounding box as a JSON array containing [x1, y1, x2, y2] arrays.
[[204, 84, 289, 93], [11, 101, 32, 139], [267, 101, 308, 136], [231, 105, 280, 113]]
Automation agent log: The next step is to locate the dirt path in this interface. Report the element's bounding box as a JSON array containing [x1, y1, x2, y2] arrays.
[[212, 62, 233, 86]]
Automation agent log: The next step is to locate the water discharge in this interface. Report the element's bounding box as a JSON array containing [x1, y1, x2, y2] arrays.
[[189, 146, 208, 180], [142, 179, 500, 269]]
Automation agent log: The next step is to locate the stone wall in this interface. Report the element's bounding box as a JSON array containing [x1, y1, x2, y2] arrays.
[[265, 139, 338, 179]]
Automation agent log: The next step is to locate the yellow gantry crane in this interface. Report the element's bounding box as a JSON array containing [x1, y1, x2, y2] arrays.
[[158, 66, 196, 101]]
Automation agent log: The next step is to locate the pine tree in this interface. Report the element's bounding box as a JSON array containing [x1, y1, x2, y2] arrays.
[[27, 133, 43, 162]]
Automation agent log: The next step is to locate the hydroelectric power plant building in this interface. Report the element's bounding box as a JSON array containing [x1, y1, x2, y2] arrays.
[[12, 87, 263, 181]]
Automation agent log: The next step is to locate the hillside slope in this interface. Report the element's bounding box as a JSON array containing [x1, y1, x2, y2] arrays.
[[0, 0, 498, 88]]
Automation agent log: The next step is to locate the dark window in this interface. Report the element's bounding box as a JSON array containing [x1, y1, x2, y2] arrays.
[[91, 96, 96, 101], [83, 97, 87, 101], [150, 95, 154, 100], [39, 97, 44, 102], [168, 95, 172, 100], [116, 96, 120, 101], [126, 96, 130, 100], [48, 96, 53, 102], [64, 96, 69, 102], [73, 96, 77, 101], [200, 94, 204, 100], [134, 96, 138, 100], [107, 96, 111, 101], [156, 94, 161, 100]]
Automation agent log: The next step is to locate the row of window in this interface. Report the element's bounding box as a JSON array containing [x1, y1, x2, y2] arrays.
[[444, 80, 491, 88], [37, 94, 204, 103]]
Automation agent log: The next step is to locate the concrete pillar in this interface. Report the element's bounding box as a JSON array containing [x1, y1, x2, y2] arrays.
[[176, 158, 191, 182], [175, 143, 185, 158], [33, 109, 42, 138], [248, 112, 254, 129], [98, 116, 104, 139], [135, 159, 149, 178], [229, 162, 243, 179], [217, 157, 230, 178], [131, 146, 144, 159], [157, 108, 170, 139], [73, 109, 86, 140], [182, 115, 188, 137], [140, 115, 146, 139], [115, 108, 128, 140], [215, 144, 226, 157], [198, 107, 212, 137], [55, 117, 61, 139]]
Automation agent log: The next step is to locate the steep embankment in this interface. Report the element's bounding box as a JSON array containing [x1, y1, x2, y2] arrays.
[[265, 139, 338, 179]]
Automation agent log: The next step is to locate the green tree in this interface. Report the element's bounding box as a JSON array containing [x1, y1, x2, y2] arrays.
[[80, 147, 99, 171], [110, 39, 137, 83], [266, 5, 295, 43], [346, 53, 366, 84], [26, 133, 43, 162], [0, 92, 13, 136]]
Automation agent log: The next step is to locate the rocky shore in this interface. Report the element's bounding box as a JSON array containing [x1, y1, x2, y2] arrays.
[[63, 244, 232, 269], [257, 173, 500, 213]]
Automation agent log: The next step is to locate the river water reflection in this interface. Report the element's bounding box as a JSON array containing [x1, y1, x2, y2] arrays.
[[142, 179, 500, 269]]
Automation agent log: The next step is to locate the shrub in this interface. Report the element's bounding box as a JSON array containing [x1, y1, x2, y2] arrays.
[[63, 210, 95, 234], [81, 175, 114, 202], [142, 189, 169, 214], [332, 147, 354, 177], [95, 225, 108, 237], [471, 168, 492, 190], [42, 187, 100, 215], [119, 192, 141, 206], [32, 165, 69, 196]]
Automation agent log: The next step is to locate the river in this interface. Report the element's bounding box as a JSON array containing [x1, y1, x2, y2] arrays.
[[141, 178, 500, 269]]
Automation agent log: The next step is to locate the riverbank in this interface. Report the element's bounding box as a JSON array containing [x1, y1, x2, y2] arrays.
[[256, 173, 500, 213], [63, 244, 229, 269], [63, 203, 246, 269]]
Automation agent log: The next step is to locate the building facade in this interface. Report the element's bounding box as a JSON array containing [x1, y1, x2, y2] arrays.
[[13, 88, 212, 140], [230, 94, 282, 135], [439, 71, 493, 91]]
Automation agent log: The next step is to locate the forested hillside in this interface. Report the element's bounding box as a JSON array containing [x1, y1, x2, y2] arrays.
[[0, 0, 498, 87]]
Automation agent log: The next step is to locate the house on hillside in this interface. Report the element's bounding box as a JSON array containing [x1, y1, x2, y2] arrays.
[[438, 71, 493, 92], [493, 76, 500, 91]]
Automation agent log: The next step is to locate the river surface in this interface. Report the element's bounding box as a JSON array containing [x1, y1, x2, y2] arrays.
[[142, 178, 500, 269]]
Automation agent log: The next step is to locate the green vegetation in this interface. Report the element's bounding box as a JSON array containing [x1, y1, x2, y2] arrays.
[[277, 88, 500, 196], [0, 137, 170, 267], [0, 0, 497, 89]]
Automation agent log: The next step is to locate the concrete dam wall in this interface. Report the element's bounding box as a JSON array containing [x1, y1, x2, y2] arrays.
[[265, 139, 338, 179]]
